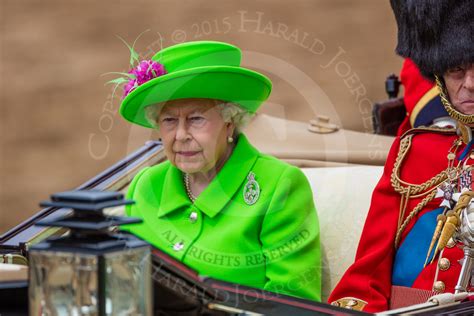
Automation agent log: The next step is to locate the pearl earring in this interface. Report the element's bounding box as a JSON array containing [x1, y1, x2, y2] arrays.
[[227, 136, 234, 143]]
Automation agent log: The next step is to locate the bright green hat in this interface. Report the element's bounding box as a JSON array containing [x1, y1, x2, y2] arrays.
[[119, 41, 272, 128]]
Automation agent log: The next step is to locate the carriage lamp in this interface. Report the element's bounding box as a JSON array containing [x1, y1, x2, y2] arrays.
[[28, 190, 152, 316]]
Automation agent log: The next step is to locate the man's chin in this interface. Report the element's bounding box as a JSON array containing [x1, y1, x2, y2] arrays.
[[456, 103, 474, 115], [452, 103, 474, 127]]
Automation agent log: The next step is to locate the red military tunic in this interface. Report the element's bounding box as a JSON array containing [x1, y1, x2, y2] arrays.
[[329, 127, 472, 312]]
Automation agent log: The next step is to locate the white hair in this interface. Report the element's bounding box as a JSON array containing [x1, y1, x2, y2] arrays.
[[144, 100, 255, 133]]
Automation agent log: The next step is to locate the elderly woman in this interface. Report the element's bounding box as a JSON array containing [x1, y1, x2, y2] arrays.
[[119, 41, 321, 301]]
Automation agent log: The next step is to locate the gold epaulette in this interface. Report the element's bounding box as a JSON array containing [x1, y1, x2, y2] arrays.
[[330, 297, 367, 311]]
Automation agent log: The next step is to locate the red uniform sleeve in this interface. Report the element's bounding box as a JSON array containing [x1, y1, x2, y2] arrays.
[[328, 137, 402, 312]]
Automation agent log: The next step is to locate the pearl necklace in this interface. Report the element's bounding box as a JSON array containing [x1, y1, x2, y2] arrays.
[[184, 173, 197, 203]]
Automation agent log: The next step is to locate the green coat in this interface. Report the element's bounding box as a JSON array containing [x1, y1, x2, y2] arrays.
[[122, 134, 321, 301]]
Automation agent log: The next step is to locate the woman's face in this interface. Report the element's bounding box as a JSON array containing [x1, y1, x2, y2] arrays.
[[443, 63, 474, 115], [157, 98, 234, 174]]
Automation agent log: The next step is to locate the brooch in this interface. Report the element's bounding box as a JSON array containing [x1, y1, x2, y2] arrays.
[[243, 172, 260, 205]]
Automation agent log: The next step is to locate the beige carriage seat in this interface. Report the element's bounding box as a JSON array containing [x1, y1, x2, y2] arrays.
[[301, 166, 383, 302]]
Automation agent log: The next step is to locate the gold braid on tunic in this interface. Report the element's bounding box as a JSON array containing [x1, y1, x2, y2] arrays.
[[391, 132, 463, 248]]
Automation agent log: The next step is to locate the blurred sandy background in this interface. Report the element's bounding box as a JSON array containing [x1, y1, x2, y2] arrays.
[[0, 0, 403, 233]]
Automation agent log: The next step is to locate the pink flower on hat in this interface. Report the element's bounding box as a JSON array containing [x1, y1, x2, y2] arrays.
[[123, 60, 167, 97], [104, 31, 169, 99]]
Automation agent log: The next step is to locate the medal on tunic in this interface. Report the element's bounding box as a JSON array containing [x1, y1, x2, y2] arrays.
[[436, 182, 456, 208], [243, 172, 260, 205]]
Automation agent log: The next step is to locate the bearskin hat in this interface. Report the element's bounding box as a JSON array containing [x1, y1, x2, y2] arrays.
[[390, 0, 474, 80]]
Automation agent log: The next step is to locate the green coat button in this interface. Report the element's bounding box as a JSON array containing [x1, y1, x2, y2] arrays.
[[189, 211, 198, 223]]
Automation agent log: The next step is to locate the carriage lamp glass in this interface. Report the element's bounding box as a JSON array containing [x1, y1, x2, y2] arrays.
[[28, 190, 152, 316]]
